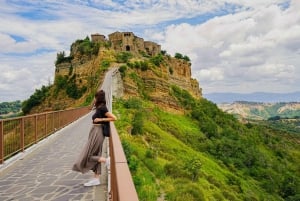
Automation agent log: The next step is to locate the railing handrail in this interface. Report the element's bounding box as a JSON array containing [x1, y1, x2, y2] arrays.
[[0, 106, 90, 164], [101, 67, 139, 201], [109, 123, 139, 201], [0, 107, 87, 122]]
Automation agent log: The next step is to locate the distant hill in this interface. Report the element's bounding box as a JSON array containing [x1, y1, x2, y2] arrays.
[[0, 100, 22, 119], [218, 101, 300, 120], [204, 91, 300, 103]]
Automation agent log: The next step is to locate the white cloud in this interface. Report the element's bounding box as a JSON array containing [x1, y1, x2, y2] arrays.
[[247, 63, 295, 80], [0, 0, 299, 102], [195, 68, 225, 81], [159, 0, 300, 94], [0, 53, 55, 102]]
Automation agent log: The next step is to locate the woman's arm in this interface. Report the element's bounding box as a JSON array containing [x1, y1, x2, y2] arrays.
[[94, 111, 117, 123]]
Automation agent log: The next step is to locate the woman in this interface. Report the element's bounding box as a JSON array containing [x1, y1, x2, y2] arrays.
[[72, 90, 117, 186]]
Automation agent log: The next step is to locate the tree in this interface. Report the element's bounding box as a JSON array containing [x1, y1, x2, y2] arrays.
[[55, 51, 65, 65], [175, 52, 183, 59], [183, 55, 190, 62]]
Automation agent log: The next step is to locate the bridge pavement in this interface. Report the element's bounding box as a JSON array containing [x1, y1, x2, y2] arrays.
[[0, 112, 108, 201]]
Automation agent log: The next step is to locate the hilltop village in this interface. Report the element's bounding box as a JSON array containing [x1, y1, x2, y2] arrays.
[[91, 31, 161, 56]]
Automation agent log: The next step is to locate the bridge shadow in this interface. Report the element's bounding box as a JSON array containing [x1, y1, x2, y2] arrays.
[[0, 112, 108, 201]]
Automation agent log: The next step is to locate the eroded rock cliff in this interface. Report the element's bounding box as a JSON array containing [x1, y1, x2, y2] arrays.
[[45, 33, 202, 112]]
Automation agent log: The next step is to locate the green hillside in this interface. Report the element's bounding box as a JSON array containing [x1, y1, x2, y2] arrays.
[[0, 100, 22, 119], [114, 89, 300, 201]]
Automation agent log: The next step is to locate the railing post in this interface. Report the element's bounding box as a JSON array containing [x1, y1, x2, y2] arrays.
[[0, 120, 3, 164], [53, 113, 55, 133], [35, 115, 38, 143], [58, 111, 61, 129], [45, 113, 48, 137], [20, 118, 24, 152]]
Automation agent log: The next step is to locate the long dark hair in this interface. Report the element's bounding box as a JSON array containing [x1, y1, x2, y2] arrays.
[[94, 90, 106, 108]]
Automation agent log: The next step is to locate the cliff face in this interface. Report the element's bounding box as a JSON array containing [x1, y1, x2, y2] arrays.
[[120, 57, 202, 112], [51, 33, 202, 112]]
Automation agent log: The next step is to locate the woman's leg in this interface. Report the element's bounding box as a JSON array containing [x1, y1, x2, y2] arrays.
[[84, 157, 109, 186]]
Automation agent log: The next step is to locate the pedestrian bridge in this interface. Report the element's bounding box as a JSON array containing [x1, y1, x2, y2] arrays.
[[0, 69, 139, 201]]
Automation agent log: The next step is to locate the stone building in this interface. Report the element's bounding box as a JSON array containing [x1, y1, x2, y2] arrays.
[[91, 31, 161, 56], [91, 33, 106, 42]]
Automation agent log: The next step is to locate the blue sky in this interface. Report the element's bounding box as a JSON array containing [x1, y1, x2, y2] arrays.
[[0, 0, 299, 102]]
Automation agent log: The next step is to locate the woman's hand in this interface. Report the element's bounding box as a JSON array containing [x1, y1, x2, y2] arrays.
[[94, 118, 103, 123]]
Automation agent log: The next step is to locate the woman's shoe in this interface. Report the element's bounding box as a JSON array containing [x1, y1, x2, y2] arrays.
[[84, 178, 100, 187]]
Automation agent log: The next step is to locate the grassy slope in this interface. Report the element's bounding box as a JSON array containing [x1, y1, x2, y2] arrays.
[[113, 98, 300, 201]]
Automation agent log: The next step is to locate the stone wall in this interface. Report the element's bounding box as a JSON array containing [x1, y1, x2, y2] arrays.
[[144, 41, 161, 56], [91, 33, 106, 42], [102, 31, 161, 56]]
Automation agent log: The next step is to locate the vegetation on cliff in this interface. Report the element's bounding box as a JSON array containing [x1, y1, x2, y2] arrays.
[[114, 91, 300, 201]]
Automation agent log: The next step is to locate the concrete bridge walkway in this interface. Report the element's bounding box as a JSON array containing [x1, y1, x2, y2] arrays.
[[0, 112, 108, 201]]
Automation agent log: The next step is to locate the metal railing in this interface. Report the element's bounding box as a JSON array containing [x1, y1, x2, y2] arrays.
[[109, 124, 139, 201], [101, 68, 139, 201], [0, 107, 90, 164], [0, 68, 139, 201]]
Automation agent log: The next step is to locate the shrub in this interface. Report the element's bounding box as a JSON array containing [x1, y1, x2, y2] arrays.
[[170, 85, 195, 109], [77, 36, 100, 56], [22, 85, 50, 114], [150, 53, 164, 66], [119, 65, 127, 78], [140, 61, 149, 71], [174, 52, 190, 62], [174, 52, 183, 59], [55, 51, 73, 65], [164, 162, 189, 179], [183, 55, 190, 62], [116, 51, 133, 63], [185, 157, 202, 181], [100, 60, 110, 70], [128, 155, 139, 173], [123, 97, 143, 109], [131, 111, 144, 135]]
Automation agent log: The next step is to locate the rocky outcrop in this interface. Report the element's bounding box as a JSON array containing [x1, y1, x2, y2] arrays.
[[119, 57, 202, 112], [53, 32, 202, 112]]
